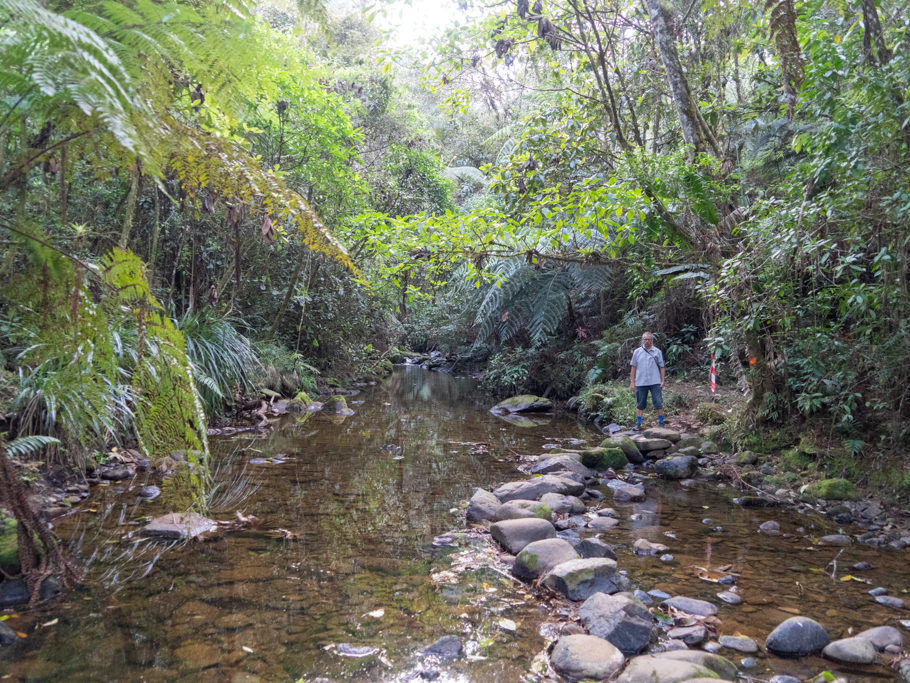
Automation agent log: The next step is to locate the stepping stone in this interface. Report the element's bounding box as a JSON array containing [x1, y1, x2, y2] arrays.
[[512, 539, 578, 581], [717, 591, 741, 605], [642, 427, 682, 442], [580, 592, 654, 655], [551, 634, 625, 680], [490, 518, 556, 554], [616, 650, 736, 683], [493, 475, 583, 502], [668, 625, 707, 645], [766, 616, 829, 656], [466, 488, 501, 523], [543, 558, 630, 601], [856, 625, 902, 651], [493, 499, 552, 522], [822, 636, 876, 664], [607, 479, 646, 503]]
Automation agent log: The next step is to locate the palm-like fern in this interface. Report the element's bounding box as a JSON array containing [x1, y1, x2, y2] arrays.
[[472, 257, 614, 348]]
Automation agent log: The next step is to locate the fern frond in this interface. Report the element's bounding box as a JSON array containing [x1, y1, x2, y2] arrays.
[[3, 435, 61, 458]]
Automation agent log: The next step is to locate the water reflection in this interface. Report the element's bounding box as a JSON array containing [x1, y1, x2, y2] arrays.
[[0, 368, 906, 682]]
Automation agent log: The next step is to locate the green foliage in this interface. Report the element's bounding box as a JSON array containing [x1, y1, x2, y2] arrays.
[[696, 402, 728, 425], [255, 341, 319, 396], [481, 348, 532, 396], [576, 383, 637, 426], [2, 435, 61, 459], [176, 311, 260, 416]]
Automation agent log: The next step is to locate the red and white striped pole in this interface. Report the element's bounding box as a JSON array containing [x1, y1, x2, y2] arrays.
[[710, 353, 716, 395]]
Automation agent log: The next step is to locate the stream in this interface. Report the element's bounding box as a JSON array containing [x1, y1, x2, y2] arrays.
[[0, 367, 907, 681]]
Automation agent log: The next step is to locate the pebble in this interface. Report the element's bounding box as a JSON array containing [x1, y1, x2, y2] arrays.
[[659, 554, 674, 563], [719, 635, 758, 653], [869, 587, 888, 596], [717, 574, 735, 585], [703, 640, 721, 653], [701, 518, 713, 525], [853, 561, 871, 570], [648, 589, 671, 600], [759, 520, 780, 534], [634, 590, 653, 606], [875, 595, 904, 609], [740, 657, 758, 668], [596, 508, 617, 518], [717, 591, 742, 605]]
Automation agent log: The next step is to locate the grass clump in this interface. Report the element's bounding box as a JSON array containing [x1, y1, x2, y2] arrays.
[[576, 383, 636, 426]]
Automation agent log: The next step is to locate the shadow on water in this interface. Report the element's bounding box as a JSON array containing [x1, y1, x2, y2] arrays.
[[0, 367, 907, 681]]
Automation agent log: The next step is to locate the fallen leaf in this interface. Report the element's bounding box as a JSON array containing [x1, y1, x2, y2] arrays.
[[367, 609, 385, 619], [498, 618, 517, 631], [40, 618, 58, 628], [16, 632, 27, 638], [778, 606, 801, 615], [241, 646, 254, 654]]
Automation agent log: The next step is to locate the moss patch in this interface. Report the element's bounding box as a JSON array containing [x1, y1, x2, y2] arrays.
[[802, 478, 859, 501], [0, 516, 19, 572], [696, 402, 728, 425], [532, 504, 552, 520], [599, 448, 628, 469]]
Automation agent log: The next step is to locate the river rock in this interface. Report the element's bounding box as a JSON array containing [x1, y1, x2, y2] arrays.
[[490, 518, 556, 554], [718, 635, 757, 653], [642, 427, 681, 442], [661, 596, 717, 617], [493, 499, 552, 522], [513, 539, 578, 581], [582, 447, 628, 470], [466, 488, 501, 523], [491, 395, 552, 414], [875, 595, 904, 608], [633, 437, 672, 454], [493, 475, 583, 502], [717, 591, 742, 605], [589, 516, 620, 531], [539, 492, 586, 515], [141, 512, 217, 540], [822, 636, 876, 664], [801, 478, 859, 501], [819, 534, 852, 546], [551, 633, 625, 680], [0, 621, 18, 646], [608, 479, 646, 503], [668, 625, 708, 645], [616, 650, 737, 683], [579, 592, 654, 655], [759, 520, 780, 534], [0, 577, 59, 608], [577, 538, 617, 560], [766, 616, 829, 656], [856, 625, 902, 651], [557, 529, 582, 545], [531, 455, 592, 478], [633, 538, 669, 557], [700, 440, 719, 454], [137, 485, 161, 500], [655, 456, 697, 480], [100, 465, 132, 481], [421, 635, 462, 659], [601, 435, 644, 464], [543, 558, 630, 600]]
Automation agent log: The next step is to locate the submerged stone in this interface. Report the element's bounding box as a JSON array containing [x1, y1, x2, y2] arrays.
[[766, 616, 829, 656], [142, 512, 218, 540], [822, 636, 876, 664], [492, 475, 583, 502]]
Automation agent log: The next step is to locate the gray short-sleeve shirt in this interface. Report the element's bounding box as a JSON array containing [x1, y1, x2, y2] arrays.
[[630, 346, 664, 386]]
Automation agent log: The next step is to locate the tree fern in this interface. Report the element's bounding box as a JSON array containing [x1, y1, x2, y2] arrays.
[[2, 435, 61, 458]]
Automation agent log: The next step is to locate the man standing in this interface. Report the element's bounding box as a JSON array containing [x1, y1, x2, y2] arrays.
[[630, 332, 666, 430]]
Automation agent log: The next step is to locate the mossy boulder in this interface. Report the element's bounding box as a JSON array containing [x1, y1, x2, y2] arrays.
[[600, 435, 644, 464], [491, 395, 552, 414], [582, 447, 628, 470], [323, 395, 348, 412], [801, 478, 860, 501], [287, 391, 312, 412], [0, 516, 18, 573], [696, 402, 727, 425]]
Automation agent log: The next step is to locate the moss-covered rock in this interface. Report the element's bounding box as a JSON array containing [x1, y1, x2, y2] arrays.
[[324, 395, 348, 412], [802, 478, 859, 501], [600, 435, 644, 464], [287, 391, 312, 412], [579, 448, 608, 468], [736, 450, 758, 465], [696, 402, 728, 425], [492, 395, 552, 414], [0, 516, 19, 573], [598, 448, 628, 470]]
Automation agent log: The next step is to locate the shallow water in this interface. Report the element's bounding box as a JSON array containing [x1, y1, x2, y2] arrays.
[[0, 367, 907, 681]]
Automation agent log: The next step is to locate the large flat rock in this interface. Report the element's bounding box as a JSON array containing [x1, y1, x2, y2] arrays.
[[513, 538, 578, 581], [490, 517, 556, 554], [466, 488, 501, 523], [642, 427, 682, 442], [530, 454, 592, 478], [661, 596, 717, 617], [580, 592, 654, 655], [551, 634, 625, 681], [616, 651, 737, 683], [543, 558, 630, 601], [142, 512, 218, 540], [491, 395, 552, 414], [493, 475, 584, 502]]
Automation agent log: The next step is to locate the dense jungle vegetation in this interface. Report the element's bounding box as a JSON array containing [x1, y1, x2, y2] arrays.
[[0, 0, 908, 592]]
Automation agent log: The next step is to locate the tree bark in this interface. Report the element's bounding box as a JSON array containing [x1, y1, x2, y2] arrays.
[[643, 0, 706, 156]]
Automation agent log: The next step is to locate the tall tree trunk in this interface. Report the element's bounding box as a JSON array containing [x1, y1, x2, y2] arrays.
[[861, 0, 891, 65], [765, 0, 804, 117], [118, 167, 141, 249], [643, 0, 707, 156], [268, 240, 306, 340], [58, 143, 67, 227]]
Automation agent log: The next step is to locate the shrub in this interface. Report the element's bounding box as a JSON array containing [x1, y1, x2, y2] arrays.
[[696, 402, 728, 425], [576, 382, 637, 426]]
